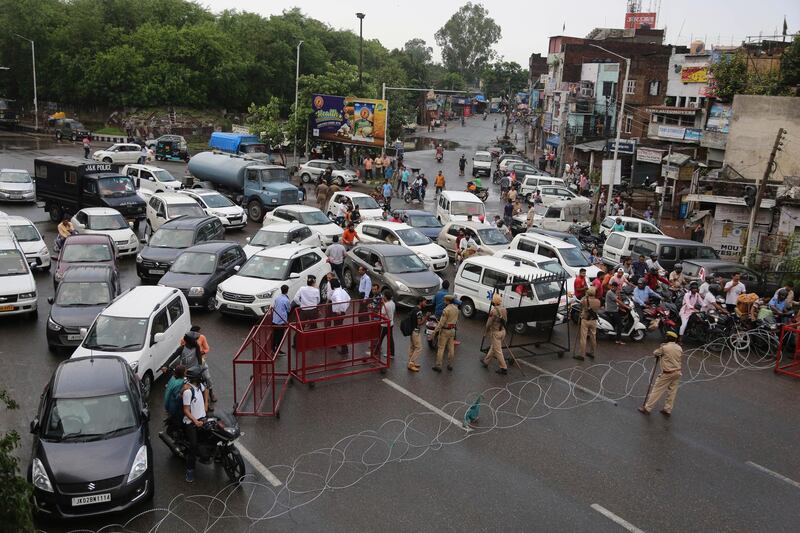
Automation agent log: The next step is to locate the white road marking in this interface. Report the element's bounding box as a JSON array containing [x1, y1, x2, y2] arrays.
[[591, 504, 646, 533], [236, 443, 282, 487], [382, 378, 472, 432], [517, 360, 618, 405], [746, 461, 800, 489]]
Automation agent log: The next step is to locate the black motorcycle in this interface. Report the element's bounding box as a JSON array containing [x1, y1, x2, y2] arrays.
[[159, 411, 246, 483], [575, 226, 604, 252], [403, 185, 425, 204]]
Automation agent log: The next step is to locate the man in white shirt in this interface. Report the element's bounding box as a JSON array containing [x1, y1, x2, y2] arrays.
[[182, 367, 207, 483], [329, 278, 351, 354], [373, 290, 396, 360], [294, 275, 321, 329], [325, 235, 347, 282], [357, 265, 371, 322], [723, 272, 746, 313]]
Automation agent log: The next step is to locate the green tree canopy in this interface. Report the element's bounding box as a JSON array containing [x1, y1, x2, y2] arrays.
[[481, 61, 527, 97], [435, 2, 501, 84]]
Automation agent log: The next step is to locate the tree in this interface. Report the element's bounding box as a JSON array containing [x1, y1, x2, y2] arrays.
[[435, 2, 501, 84], [481, 61, 528, 97], [0, 389, 34, 532], [247, 97, 288, 164], [710, 53, 750, 102], [399, 38, 433, 86], [780, 34, 800, 91]]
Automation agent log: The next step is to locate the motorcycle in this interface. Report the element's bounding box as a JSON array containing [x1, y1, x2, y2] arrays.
[[575, 226, 604, 253], [425, 315, 439, 349], [681, 309, 738, 347], [404, 185, 425, 204], [159, 411, 246, 484], [436, 151, 443, 163], [596, 292, 647, 342], [466, 183, 489, 202]]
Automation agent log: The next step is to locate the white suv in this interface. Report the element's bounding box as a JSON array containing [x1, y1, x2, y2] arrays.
[[145, 192, 206, 237], [263, 205, 342, 249], [216, 244, 330, 317], [123, 164, 183, 197], [472, 151, 492, 177], [92, 143, 143, 164], [0, 215, 50, 271], [356, 221, 448, 272], [72, 286, 191, 396], [0, 221, 38, 317], [179, 189, 246, 230], [298, 160, 358, 186]]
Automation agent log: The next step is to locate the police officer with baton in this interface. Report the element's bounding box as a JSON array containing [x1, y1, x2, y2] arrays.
[[639, 330, 684, 417]]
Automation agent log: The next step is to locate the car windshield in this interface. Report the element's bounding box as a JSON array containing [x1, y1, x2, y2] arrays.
[[534, 280, 563, 301], [242, 144, 267, 154], [298, 211, 331, 225], [560, 235, 582, 249], [477, 228, 509, 246], [83, 316, 148, 352], [0, 171, 32, 183], [238, 255, 289, 280], [474, 154, 492, 162], [148, 228, 194, 249], [384, 253, 428, 273], [560, 246, 590, 267], [43, 394, 137, 441], [407, 214, 442, 228], [97, 176, 136, 198], [62, 243, 112, 262], [396, 228, 431, 246], [199, 194, 234, 208], [353, 196, 380, 209], [539, 260, 569, 277], [171, 252, 216, 275], [250, 230, 290, 247], [170, 204, 205, 218], [153, 169, 177, 183], [71, 121, 85, 130], [87, 214, 128, 231], [0, 249, 28, 275], [56, 281, 111, 306], [451, 201, 484, 216], [11, 224, 40, 242], [261, 168, 289, 182]]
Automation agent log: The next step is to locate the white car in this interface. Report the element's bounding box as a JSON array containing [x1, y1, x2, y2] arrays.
[[298, 160, 358, 186], [123, 164, 183, 195], [145, 192, 207, 236], [263, 205, 342, 249], [355, 221, 449, 272], [0, 168, 36, 203], [71, 207, 139, 257], [508, 232, 601, 278], [0, 215, 50, 271], [0, 221, 37, 317], [599, 215, 664, 237], [179, 189, 246, 230], [472, 151, 492, 177], [535, 185, 589, 206], [326, 191, 383, 221], [92, 143, 144, 164], [216, 244, 331, 317], [243, 223, 321, 258], [437, 220, 509, 260], [498, 156, 525, 173]]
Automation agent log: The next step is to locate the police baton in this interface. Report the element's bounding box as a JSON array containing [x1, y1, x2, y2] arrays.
[[641, 354, 661, 410]]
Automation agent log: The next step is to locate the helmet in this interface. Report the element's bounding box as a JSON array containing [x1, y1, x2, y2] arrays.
[[649, 267, 658, 273], [708, 283, 722, 296], [674, 263, 683, 271], [186, 366, 203, 381], [689, 281, 699, 290], [650, 253, 658, 258], [779, 289, 788, 299]]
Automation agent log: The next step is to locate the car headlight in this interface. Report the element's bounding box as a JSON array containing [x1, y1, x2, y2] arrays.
[[47, 317, 62, 331], [256, 289, 277, 299], [417, 253, 431, 264], [128, 234, 138, 244], [136, 254, 143, 263], [395, 282, 410, 293], [188, 287, 205, 296], [19, 291, 36, 299], [32, 458, 53, 492], [129, 361, 139, 373], [127, 445, 148, 484], [39, 246, 49, 255], [271, 198, 278, 203]]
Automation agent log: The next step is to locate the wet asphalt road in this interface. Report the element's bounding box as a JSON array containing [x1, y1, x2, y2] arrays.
[[1, 119, 799, 532]]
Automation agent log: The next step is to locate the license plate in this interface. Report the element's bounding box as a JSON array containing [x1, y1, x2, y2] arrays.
[[72, 493, 111, 506], [0, 305, 14, 311], [67, 334, 82, 341], [148, 269, 165, 275], [226, 303, 244, 311]]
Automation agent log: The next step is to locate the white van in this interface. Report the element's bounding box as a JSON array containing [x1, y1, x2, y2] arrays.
[[495, 249, 575, 295], [71, 286, 191, 396], [518, 175, 566, 199], [436, 190, 486, 223], [123, 164, 184, 196], [602, 231, 649, 268], [453, 255, 565, 334], [0, 221, 38, 317], [508, 232, 601, 278]]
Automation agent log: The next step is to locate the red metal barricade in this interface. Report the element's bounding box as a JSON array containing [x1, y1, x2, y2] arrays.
[[290, 299, 391, 385], [232, 309, 290, 417], [776, 324, 800, 379]]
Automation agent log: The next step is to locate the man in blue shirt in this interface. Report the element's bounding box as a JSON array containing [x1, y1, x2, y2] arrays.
[[382, 179, 392, 209], [434, 280, 451, 318], [769, 289, 792, 323], [633, 278, 659, 308], [631, 254, 648, 283], [272, 285, 291, 354]]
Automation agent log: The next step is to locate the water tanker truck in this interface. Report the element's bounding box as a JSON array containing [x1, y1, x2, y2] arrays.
[[187, 151, 304, 222]]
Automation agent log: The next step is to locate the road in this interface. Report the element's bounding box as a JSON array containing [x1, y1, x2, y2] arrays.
[[0, 117, 798, 532]]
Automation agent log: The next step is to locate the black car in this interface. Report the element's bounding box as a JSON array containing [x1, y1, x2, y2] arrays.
[[28, 356, 153, 519], [681, 260, 790, 297], [159, 241, 246, 310], [136, 216, 224, 283], [46, 266, 120, 354]]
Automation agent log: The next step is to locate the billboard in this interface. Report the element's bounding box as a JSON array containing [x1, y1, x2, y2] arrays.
[[637, 147, 664, 164], [310, 94, 388, 148], [624, 12, 657, 29], [706, 102, 732, 133], [680, 66, 709, 83]]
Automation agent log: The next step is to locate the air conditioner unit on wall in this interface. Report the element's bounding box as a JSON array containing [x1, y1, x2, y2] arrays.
[[580, 87, 594, 98]]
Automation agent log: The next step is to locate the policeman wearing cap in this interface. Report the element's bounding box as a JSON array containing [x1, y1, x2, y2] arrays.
[[639, 330, 683, 417], [482, 293, 508, 374], [433, 294, 459, 372], [294, 274, 321, 329]]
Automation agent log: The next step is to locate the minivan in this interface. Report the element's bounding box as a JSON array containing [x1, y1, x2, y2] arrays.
[[71, 286, 192, 397], [436, 190, 486, 223], [518, 176, 566, 200], [508, 233, 602, 278], [631, 237, 719, 272], [602, 231, 653, 268]]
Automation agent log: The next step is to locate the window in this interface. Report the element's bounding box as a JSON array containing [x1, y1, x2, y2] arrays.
[[363, 225, 382, 238], [220, 248, 239, 267], [297, 227, 312, 240], [517, 239, 537, 254], [606, 233, 625, 249], [625, 80, 636, 95], [76, 211, 88, 225], [65, 171, 77, 185], [166, 297, 184, 324], [35, 164, 48, 179], [641, 223, 661, 235], [601, 217, 614, 229], [481, 268, 507, 289], [623, 221, 640, 232], [149, 196, 160, 209], [211, 219, 223, 237], [272, 209, 288, 221], [354, 248, 371, 263], [126, 167, 138, 178], [624, 115, 633, 134], [82, 180, 96, 194], [632, 241, 656, 257], [545, 207, 562, 219], [659, 246, 676, 260], [151, 309, 169, 340], [301, 252, 321, 270], [289, 257, 304, 274], [447, 225, 461, 237], [538, 246, 558, 259], [246, 169, 259, 182], [649, 80, 660, 96]]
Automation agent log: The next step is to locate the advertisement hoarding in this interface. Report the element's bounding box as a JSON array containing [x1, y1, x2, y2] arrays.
[[606, 140, 636, 155], [706, 102, 732, 133], [636, 147, 664, 164], [624, 12, 657, 29], [310, 94, 388, 148], [680, 66, 709, 83]]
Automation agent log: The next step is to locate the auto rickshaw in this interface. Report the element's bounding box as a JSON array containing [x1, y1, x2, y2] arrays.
[[154, 135, 189, 162]]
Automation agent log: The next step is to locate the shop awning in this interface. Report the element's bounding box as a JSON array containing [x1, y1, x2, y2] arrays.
[[662, 153, 692, 166], [688, 209, 711, 223], [573, 139, 607, 152], [546, 135, 560, 146]]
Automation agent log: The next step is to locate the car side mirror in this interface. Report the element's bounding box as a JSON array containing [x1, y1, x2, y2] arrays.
[[30, 418, 39, 434], [152, 332, 165, 344], [289, 272, 300, 279], [233, 265, 240, 272], [79, 327, 88, 339], [245, 237, 251, 243], [47, 297, 54, 305]]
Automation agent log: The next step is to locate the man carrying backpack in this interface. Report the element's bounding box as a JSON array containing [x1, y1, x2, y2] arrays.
[[182, 367, 207, 483], [164, 365, 188, 432]]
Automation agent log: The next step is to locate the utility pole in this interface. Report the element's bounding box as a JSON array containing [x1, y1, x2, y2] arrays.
[[744, 127, 786, 264], [13, 33, 38, 131], [356, 13, 365, 92], [293, 40, 304, 167], [657, 144, 672, 224]]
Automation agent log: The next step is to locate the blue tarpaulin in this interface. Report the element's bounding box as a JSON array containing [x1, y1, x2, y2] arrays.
[[474, 94, 486, 102], [546, 135, 560, 146]]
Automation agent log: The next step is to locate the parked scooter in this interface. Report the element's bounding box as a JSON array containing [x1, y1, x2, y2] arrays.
[[159, 410, 245, 483], [596, 292, 647, 342]]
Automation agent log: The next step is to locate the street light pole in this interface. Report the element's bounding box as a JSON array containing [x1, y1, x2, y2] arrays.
[[356, 13, 365, 92], [293, 40, 304, 167], [589, 44, 630, 217], [13, 33, 38, 132]]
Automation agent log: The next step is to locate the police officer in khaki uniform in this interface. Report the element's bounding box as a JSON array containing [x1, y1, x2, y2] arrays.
[[316, 181, 329, 211], [481, 294, 508, 374], [639, 330, 683, 417], [433, 294, 459, 372]]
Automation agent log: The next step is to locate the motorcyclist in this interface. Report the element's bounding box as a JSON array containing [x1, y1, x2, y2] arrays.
[[678, 281, 704, 339], [466, 181, 477, 192], [55, 216, 76, 251], [474, 176, 483, 189], [700, 283, 727, 314], [182, 366, 208, 483], [769, 289, 793, 323], [644, 267, 670, 291], [435, 144, 443, 161], [646, 253, 664, 273], [633, 278, 660, 308], [669, 263, 687, 288]]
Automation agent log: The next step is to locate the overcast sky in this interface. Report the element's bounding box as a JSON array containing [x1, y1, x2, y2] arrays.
[[201, 0, 799, 65]]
